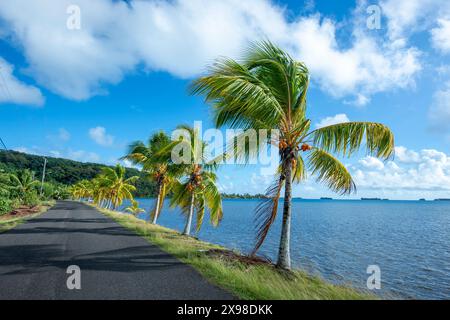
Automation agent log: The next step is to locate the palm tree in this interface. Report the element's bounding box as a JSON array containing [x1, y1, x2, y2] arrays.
[[8, 170, 40, 201], [91, 175, 111, 208], [123, 132, 180, 224], [169, 125, 223, 236], [125, 200, 146, 216], [101, 164, 139, 210], [190, 40, 394, 269], [70, 179, 92, 201]]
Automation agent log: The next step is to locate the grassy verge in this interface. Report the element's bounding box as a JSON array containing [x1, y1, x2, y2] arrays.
[[0, 200, 55, 233], [98, 206, 375, 300]]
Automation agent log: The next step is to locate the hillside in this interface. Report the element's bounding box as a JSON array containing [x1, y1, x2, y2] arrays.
[[0, 150, 156, 197]]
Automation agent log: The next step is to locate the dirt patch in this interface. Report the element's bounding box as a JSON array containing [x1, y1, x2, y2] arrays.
[[206, 248, 273, 266], [0, 205, 41, 220]]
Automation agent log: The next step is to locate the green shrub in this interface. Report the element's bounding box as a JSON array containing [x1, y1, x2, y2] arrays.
[[0, 197, 12, 216], [40, 182, 70, 200], [23, 191, 40, 206]]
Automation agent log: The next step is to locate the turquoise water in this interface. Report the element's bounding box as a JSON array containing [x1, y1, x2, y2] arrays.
[[119, 199, 450, 299]]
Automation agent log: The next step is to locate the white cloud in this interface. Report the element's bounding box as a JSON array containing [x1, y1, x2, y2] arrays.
[[358, 156, 385, 170], [380, 1, 450, 52], [429, 82, 450, 130], [380, 0, 437, 40], [431, 19, 450, 54], [0, 0, 422, 104], [394, 146, 420, 163], [351, 147, 450, 193], [67, 149, 100, 163], [89, 126, 114, 146], [0, 57, 44, 106], [13, 146, 30, 153], [221, 145, 450, 199], [49, 150, 62, 158], [315, 113, 349, 129], [289, 15, 421, 104]]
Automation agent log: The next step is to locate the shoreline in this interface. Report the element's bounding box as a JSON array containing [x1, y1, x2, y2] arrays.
[[93, 203, 375, 300]]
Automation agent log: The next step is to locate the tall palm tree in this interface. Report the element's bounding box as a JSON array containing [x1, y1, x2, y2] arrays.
[[122, 131, 180, 224], [191, 41, 394, 269], [168, 125, 223, 236], [101, 164, 139, 210]]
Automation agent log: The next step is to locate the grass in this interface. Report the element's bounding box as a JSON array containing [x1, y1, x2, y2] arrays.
[[0, 200, 55, 233], [98, 206, 375, 300]]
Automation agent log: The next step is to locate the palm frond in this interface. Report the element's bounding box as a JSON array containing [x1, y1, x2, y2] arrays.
[[202, 171, 223, 226], [307, 148, 356, 194], [195, 196, 205, 233], [292, 155, 307, 183], [252, 174, 284, 255], [190, 57, 285, 130], [310, 122, 395, 159]]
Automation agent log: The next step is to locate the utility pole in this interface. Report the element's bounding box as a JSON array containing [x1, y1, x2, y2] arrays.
[[40, 157, 47, 196]]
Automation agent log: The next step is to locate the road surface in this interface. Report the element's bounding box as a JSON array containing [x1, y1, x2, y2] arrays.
[[0, 201, 234, 300]]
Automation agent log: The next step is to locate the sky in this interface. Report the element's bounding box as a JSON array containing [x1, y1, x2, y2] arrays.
[[1, 0, 450, 200]]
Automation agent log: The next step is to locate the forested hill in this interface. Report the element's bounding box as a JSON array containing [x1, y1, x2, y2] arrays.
[[0, 150, 156, 197]]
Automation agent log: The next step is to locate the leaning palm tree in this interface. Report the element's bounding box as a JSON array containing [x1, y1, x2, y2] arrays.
[[122, 132, 180, 224], [101, 164, 139, 210], [191, 40, 394, 269], [168, 125, 223, 236], [91, 175, 112, 208], [70, 179, 93, 201]]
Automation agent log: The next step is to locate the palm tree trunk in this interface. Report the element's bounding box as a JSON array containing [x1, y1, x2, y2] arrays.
[[183, 192, 195, 236], [152, 183, 162, 224], [277, 163, 292, 270]]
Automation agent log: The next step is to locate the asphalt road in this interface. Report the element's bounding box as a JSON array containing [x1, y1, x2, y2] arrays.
[[0, 201, 234, 300]]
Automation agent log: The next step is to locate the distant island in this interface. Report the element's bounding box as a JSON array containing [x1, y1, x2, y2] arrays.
[[222, 193, 267, 199], [361, 197, 382, 200], [434, 198, 450, 201]]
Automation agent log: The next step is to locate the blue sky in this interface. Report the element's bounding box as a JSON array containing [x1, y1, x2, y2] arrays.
[[1, 0, 450, 199]]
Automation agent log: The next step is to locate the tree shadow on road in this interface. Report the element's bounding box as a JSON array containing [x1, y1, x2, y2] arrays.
[[0, 244, 185, 276]]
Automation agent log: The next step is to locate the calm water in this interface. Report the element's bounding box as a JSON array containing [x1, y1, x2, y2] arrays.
[[119, 199, 450, 299]]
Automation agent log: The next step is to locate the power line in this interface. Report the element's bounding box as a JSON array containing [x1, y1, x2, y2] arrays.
[[0, 136, 8, 151]]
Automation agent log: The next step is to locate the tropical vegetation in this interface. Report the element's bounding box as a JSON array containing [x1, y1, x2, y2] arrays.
[[122, 131, 180, 224], [0, 150, 157, 197], [0, 167, 66, 216], [190, 40, 394, 269], [125, 200, 146, 216], [68, 41, 394, 273], [75, 126, 224, 236], [167, 125, 223, 235], [6, 40, 394, 294], [70, 164, 139, 210]]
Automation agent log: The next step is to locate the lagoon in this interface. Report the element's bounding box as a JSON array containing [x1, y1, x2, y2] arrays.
[[119, 198, 450, 299]]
